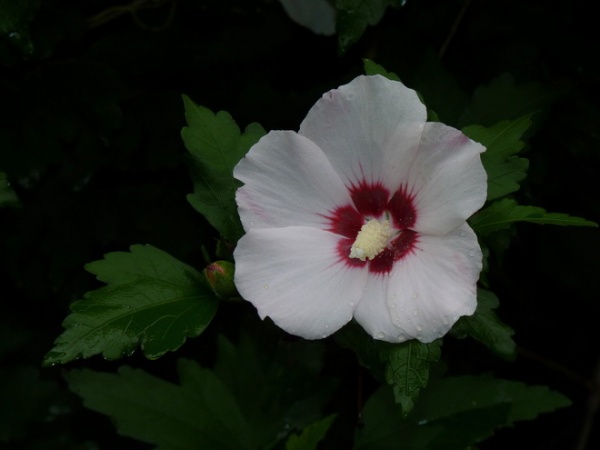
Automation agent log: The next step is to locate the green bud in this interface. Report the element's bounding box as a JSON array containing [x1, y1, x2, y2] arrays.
[[203, 260, 238, 298]]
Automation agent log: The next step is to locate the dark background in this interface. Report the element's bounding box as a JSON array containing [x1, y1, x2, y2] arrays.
[[1, 0, 598, 449]]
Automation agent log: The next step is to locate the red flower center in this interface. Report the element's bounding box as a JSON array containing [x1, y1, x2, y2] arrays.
[[326, 181, 418, 274]]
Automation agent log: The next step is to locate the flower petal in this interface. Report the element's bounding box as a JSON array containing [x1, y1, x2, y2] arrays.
[[299, 75, 426, 190], [352, 275, 412, 342], [408, 123, 487, 235], [383, 223, 482, 342], [234, 131, 353, 230], [234, 226, 368, 339]]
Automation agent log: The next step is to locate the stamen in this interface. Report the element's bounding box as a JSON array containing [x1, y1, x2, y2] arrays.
[[349, 219, 393, 261]]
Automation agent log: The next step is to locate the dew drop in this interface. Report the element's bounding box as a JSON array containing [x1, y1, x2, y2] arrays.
[[348, 301, 355, 307], [321, 333, 328, 338], [263, 284, 269, 289], [412, 309, 418, 316], [397, 335, 404, 341], [459, 231, 466, 237], [411, 292, 419, 299], [325, 323, 330, 329], [468, 250, 476, 257], [347, 92, 355, 101], [443, 317, 449, 325], [388, 303, 396, 310], [377, 332, 385, 339], [391, 293, 397, 299], [416, 324, 423, 331]]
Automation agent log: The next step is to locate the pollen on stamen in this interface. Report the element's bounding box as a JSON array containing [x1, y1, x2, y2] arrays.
[[349, 219, 393, 261]]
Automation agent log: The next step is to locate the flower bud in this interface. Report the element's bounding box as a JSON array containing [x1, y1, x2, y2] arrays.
[[203, 260, 238, 298]]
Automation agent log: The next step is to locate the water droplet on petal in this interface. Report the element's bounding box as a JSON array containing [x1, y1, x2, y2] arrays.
[[321, 333, 327, 338], [416, 324, 423, 331], [263, 284, 269, 289], [411, 292, 419, 299], [348, 301, 355, 307], [347, 92, 355, 101], [397, 335, 404, 341], [325, 323, 330, 329], [459, 231, 466, 237], [468, 250, 476, 257], [377, 332, 385, 339], [412, 309, 418, 316]]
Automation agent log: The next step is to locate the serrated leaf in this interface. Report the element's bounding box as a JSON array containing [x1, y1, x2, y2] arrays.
[[470, 198, 597, 236], [335, 0, 403, 52], [65, 360, 252, 450], [285, 414, 337, 450], [411, 374, 571, 427], [459, 73, 562, 127], [355, 386, 440, 450], [181, 96, 266, 242], [452, 289, 515, 359], [363, 58, 400, 81], [409, 50, 470, 126], [44, 244, 218, 365], [383, 340, 442, 414], [214, 333, 334, 449], [463, 116, 531, 200], [357, 374, 570, 450]]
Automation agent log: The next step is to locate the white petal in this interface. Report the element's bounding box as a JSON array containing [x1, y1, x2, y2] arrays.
[[408, 123, 487, 235], [353, 275, 411, 343], [299, 75, 426, 189], [279, 0, 336, 36], [383, 223, 481, 343], [234, 227, 368, 339], [234, 131, 353, 230]]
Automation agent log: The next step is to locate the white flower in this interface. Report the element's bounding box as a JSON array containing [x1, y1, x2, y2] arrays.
[[233, 75, 487, 343]]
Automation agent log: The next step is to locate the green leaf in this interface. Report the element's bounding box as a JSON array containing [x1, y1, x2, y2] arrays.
[[458, 73, 563, 127], [411, 374, 571, 430], [65, 360, 253, 450], [181, 96, 266, 242], [335, 0, 404, 52], [452, 289, 516, 359], [383, 340, 442, 414], [44, 244, 218, 365], [355, 386, 440, 450], [363, 58, 400, 81], [470, 198, 598, 236], [463, 116, 531, 200], [408, 50, 470, 126], [357, 375, 571, 450], [285, 414, 337, 450], [214, 333, 334, 449], [0, 171, 19, 206]]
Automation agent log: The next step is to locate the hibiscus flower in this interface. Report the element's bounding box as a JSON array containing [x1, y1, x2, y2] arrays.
[[233, 75, 487, 343]]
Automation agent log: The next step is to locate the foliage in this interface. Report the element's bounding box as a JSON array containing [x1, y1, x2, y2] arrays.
[[2, 0, 599, 449]]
